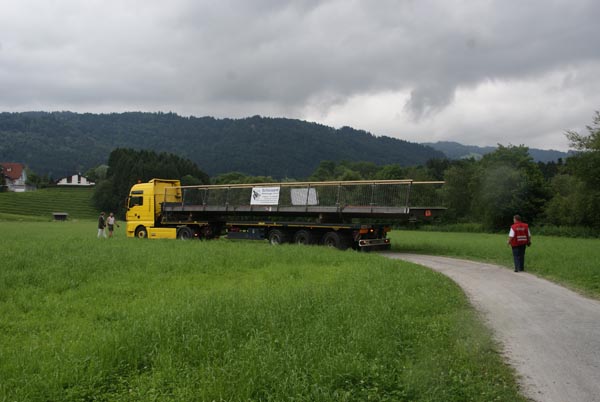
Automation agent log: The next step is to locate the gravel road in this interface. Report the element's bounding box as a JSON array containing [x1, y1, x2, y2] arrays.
[[383, 253, 600, 402]]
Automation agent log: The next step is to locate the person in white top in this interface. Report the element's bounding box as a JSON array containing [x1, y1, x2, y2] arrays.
[[106, 212, 119, 238]]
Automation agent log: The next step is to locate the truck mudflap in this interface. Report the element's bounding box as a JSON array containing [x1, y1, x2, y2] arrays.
[[358, 238, 391, 250]]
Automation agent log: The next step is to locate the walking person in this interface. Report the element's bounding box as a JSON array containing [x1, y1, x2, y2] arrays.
[[97, 212, 107, 238], [106, 212, 119, 238], [507, 214, 531, 272]]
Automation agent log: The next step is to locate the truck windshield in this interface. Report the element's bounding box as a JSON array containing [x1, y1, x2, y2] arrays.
[[128, 196, 143, 208]]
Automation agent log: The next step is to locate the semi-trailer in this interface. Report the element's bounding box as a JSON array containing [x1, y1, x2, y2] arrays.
[[125, 178, 445, 250]]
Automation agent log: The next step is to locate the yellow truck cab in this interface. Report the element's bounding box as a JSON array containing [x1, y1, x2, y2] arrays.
[[126, 179, 181, 239]]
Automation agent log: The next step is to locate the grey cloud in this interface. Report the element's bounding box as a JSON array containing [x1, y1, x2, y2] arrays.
[[404, 85, 456, 120], [172, 0, 600, 116], [0, 0, 598, 150]]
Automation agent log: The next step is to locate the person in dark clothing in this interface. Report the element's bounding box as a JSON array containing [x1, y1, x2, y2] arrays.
[[507, 214, 531, 272], [97, 212, 107, 238]]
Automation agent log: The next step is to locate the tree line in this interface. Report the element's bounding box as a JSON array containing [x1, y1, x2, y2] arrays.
[[91, 112, 599, 234], [0, 111, 444, 179]]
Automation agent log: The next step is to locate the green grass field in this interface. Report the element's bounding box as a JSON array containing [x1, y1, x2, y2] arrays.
[[0, 187, 97, 220], [1, 221, 527, 401], [390, 230, 600, 298]]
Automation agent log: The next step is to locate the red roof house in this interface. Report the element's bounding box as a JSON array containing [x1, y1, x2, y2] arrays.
[[1, 162, 28, 192]]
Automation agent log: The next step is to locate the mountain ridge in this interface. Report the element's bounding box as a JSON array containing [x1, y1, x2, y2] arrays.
[[0, 112, 567, 180], [0, 111, 444, 179], [422, 141, 568, 163]]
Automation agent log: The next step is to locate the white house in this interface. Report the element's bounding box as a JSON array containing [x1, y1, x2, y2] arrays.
[[56, 173, 95, 187]]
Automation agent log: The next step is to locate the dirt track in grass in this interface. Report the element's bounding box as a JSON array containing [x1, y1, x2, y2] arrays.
[[383, 253, 600, 402]]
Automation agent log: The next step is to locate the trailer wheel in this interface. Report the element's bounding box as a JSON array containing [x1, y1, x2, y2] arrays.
[[322, 231, 350, 250], [177, 226, 194, 240], [293, 230, 316, 245], [268, 229, 288, 245], [135, 226, 148, 239]]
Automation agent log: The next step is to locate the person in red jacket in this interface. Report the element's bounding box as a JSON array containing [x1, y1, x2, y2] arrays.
[[507, 214, 531, 272]]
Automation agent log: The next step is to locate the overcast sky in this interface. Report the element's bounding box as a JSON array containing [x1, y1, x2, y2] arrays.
[[2, 0, 599, 151]]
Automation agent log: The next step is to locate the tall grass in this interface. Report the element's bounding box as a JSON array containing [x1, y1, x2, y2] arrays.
[[0, 221, 526, 401], [413, 222, 600, 238], [390, 230, 600, 298]]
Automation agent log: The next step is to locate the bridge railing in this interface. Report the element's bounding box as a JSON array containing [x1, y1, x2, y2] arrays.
[[163, 180, 445, 212]]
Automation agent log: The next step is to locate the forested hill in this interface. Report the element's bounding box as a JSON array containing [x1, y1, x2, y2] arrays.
[[0, 111, 444, 179], [423, 141, 568, 162]]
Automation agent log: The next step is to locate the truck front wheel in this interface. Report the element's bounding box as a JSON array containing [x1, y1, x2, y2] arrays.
[[135, 226, 148, 239], [177, 226, 194, 240]]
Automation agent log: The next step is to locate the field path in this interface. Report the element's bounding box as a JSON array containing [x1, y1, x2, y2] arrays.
[[383, 253, 600, 402]]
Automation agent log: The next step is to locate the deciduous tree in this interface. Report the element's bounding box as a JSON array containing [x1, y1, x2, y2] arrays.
[[94, 148, 208, 217], [472, 145, 549, 230]]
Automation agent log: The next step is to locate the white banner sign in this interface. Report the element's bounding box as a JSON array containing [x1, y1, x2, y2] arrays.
[[291, 188, 318, 205], [251, 187, 280, 205]]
